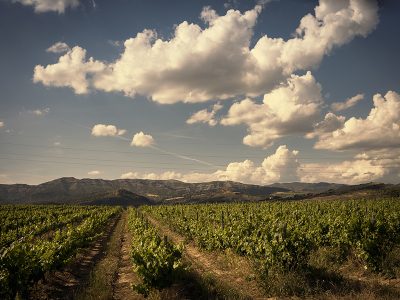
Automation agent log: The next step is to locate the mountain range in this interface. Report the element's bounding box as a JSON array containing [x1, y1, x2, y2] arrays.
[[0, 177, 398, 206]]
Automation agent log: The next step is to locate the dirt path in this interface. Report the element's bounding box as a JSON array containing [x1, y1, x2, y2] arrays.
[[113, 211, 143, 300], [29, 209, 268, 299], [29, 214, 120, 300], [146, 214, 268, 300]]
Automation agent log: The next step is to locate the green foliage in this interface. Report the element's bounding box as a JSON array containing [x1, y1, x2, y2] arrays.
[[144, 198, 400, 276], [0, 205, 102, 249], [127, 208, 183, 297], [0, 205, 120, 299], [353, 215, 397, 272]]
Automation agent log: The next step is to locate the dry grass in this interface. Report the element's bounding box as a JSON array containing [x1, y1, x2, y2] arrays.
[[76, 213, 124, 300], [146, 214, 259, 299], [146, 213, 400, 299], [382, 246, 400, 278], [254, 246, 400, 299]]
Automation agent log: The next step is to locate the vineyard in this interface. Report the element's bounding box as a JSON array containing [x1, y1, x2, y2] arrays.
[[0, 205, 121, 299], [145, 199, 400, 273], [144, 198, 400, 296], [1, 199, 400, 299]]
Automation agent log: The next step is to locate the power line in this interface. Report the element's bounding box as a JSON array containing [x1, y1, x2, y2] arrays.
[[4, 132, 266, 147], [0, 157, 394, 174], [0, 142, 356, 160], [0, 152, 224, 167], [1, 152, 395, 170], [0, 157, 218, 171]]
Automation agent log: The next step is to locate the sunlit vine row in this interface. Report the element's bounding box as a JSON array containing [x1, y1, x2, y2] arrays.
[[127, 207, 183, 296], [144, 198, 400, 274]]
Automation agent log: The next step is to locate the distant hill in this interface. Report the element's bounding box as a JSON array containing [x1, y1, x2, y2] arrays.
[[79, 189, 153, 206], [0, 177, 397, 205], [268, 182, 347, 193], [0, 177, 288, 205]]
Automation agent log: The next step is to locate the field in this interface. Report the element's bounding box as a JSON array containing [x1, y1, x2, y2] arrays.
[[1, 198, 400, 299]]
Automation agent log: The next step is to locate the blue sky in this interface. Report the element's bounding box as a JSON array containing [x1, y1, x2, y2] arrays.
[[0, 0, 399, 185]]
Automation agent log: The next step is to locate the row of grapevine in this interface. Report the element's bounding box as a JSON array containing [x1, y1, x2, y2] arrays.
[[0, 205, 102, 249], [144, 198, 400, 274], [127, 208, 183, 297], [0, 205, 121, 299]]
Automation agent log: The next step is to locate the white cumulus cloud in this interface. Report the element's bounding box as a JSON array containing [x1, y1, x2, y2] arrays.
[[186, 103, 223, 126], [120, 146, 400, 184], [221, 72, 323, 148], [131, 132, 155, 147], [209, 145, 300, 184], [306, 112, 345, 139], [300, 148, 400, 184], [33, 0, 379, 103], [121, 171, 183, 181], [13, 0, 80, 13], [121, 145, 300, 184], [34, 46, 105, 94], [314, 91, 400, 151], [91, 124, 126, 137], [331, 93, 364, 112], [300, 159, 386, 185], [46, 42, 70, 53], [120, 172, 139, 180]]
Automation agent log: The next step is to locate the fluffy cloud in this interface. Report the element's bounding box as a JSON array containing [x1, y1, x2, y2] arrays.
[[211, 145, 300, 184], [120, 172, 139, 179], [274, 0, 378, 73], [120, 145, 400, 184], [131, 132, 155, 147], [46, 42, 70, 53], [0, 121, 4, 128], [221, 72, 323, 148], [88, 170, 101, 176], [299, 159, 386, 184], [314, 91, 400, 151], [34, 46, 105, 94], [186, 103, 222, 126], [121, 171, 182, 181], [121, 145, 300, 184], [91, 124, 126, 137], [33, 0, 378, 103], [13, 0, 80, 13], [331, 93, 364, 112], [27, 107, 50, 116], [306, 112, 345, 139], [300, 148, 400, 184]]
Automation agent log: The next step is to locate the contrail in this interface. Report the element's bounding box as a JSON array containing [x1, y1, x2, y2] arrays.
[[150, 145, 219, 168], [158, 133, 198, 140]]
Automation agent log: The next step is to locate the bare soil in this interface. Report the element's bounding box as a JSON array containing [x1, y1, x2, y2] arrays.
[[28, 214, 120, 300], [146, 214, 267, 299], [27, 208, 400, 300], [113, 212, 143, 300]]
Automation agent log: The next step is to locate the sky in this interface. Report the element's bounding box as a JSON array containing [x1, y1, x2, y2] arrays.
[[0, 0, 399, 185]]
